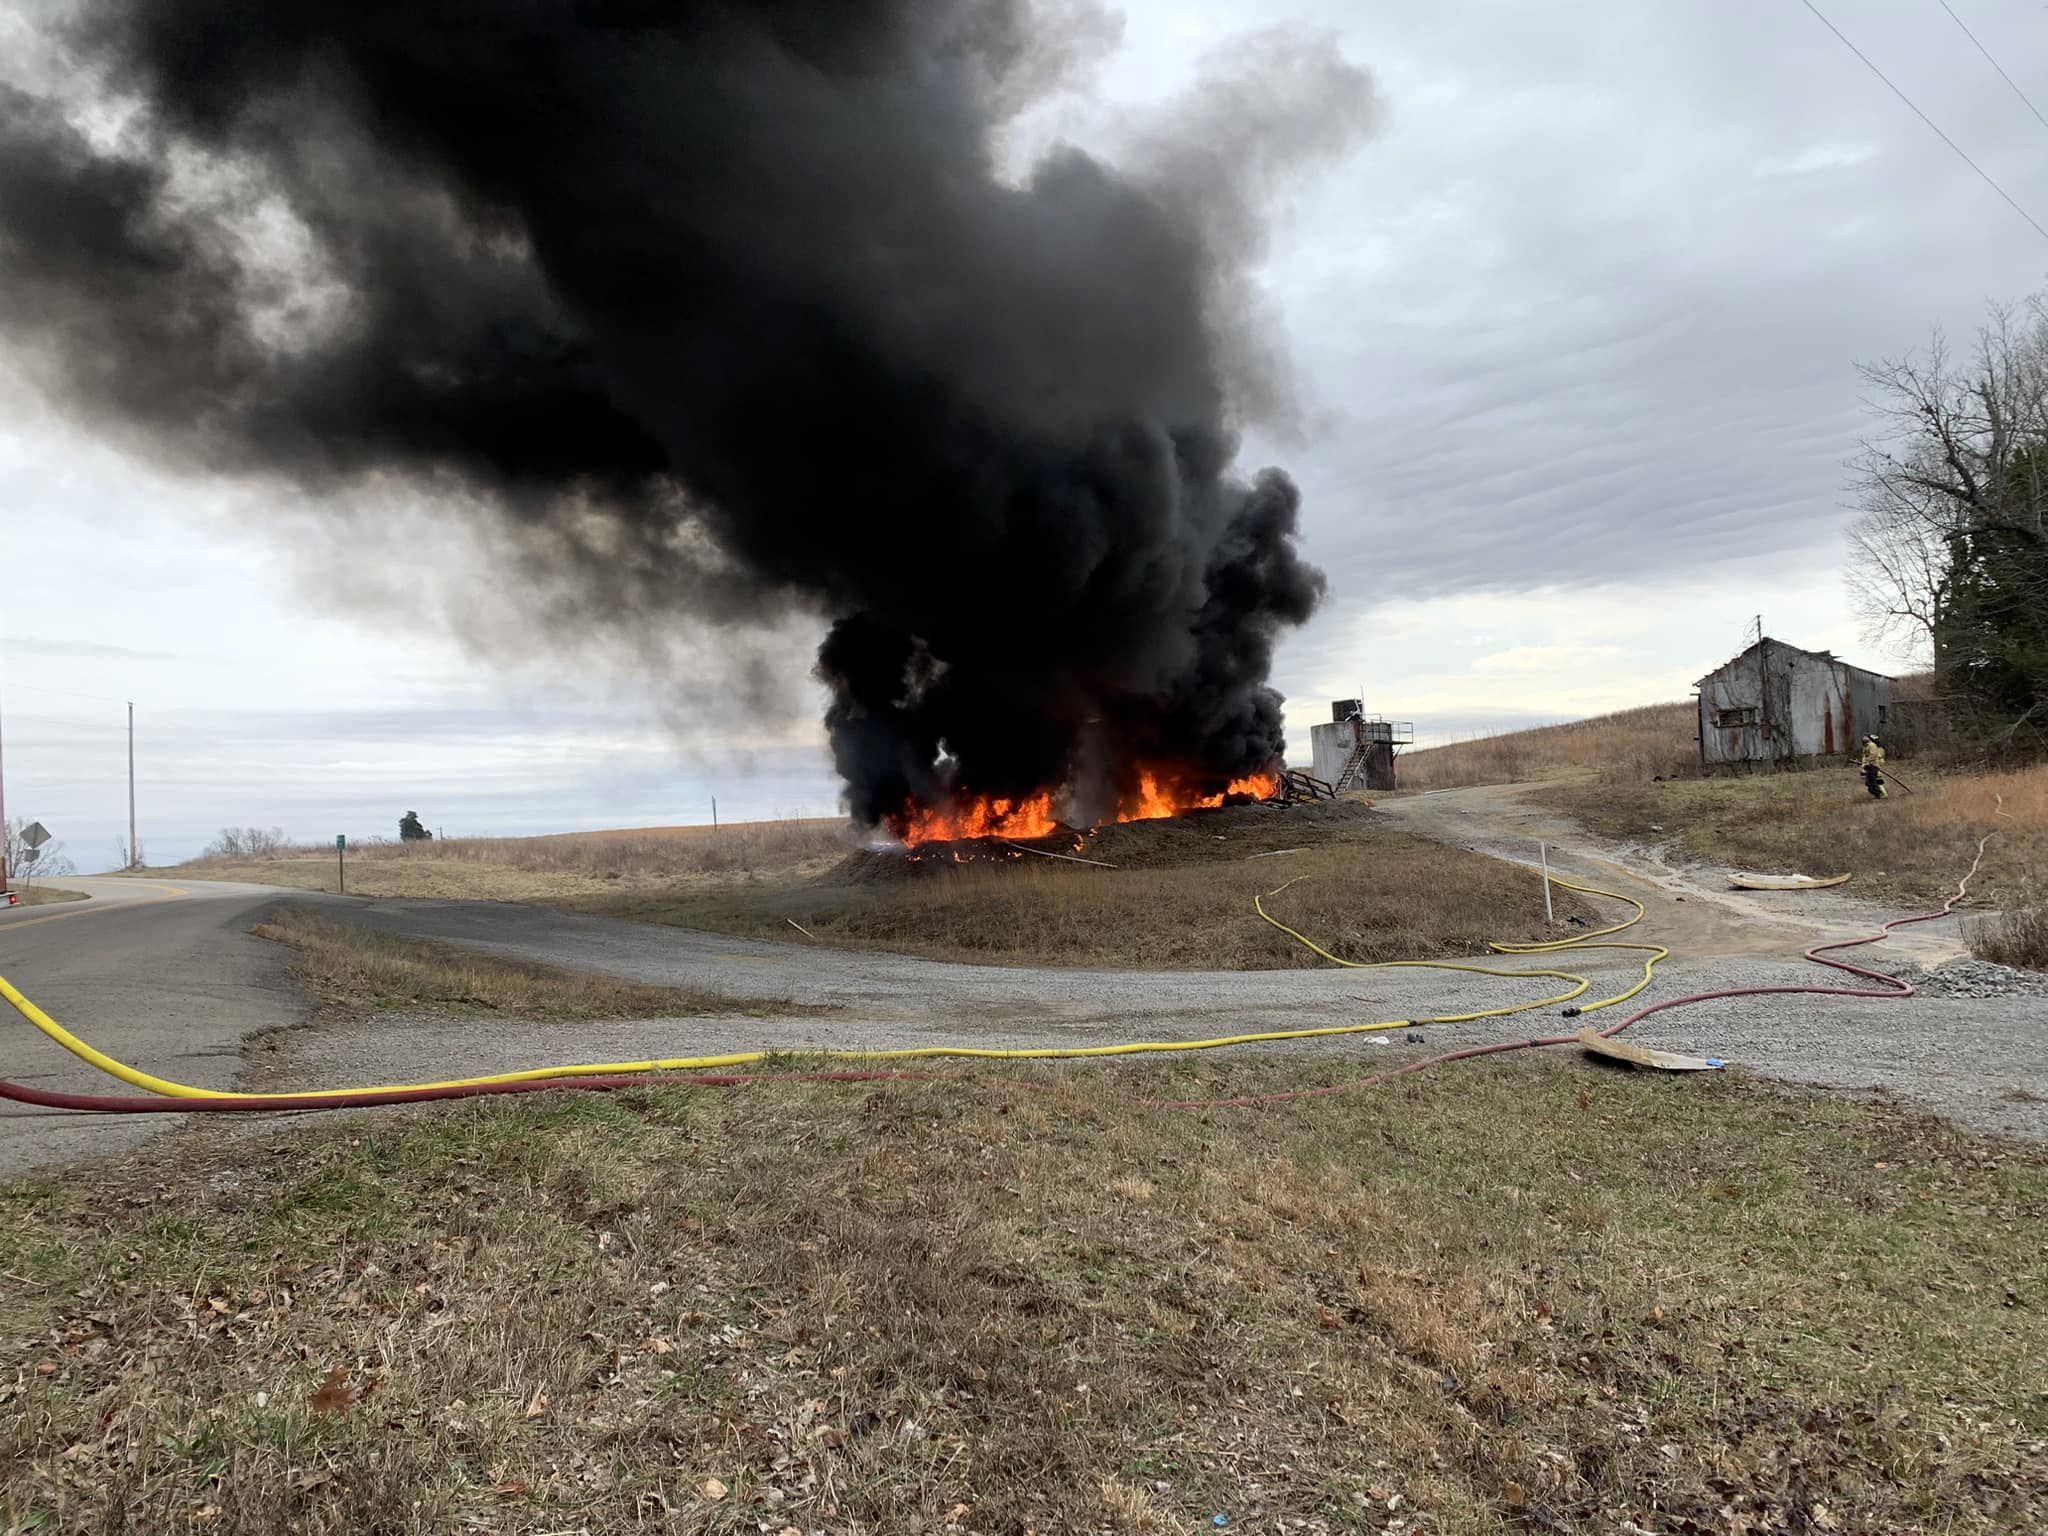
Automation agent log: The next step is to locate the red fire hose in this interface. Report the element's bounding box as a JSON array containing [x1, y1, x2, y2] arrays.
[[1154, 828, 1998, 1110]]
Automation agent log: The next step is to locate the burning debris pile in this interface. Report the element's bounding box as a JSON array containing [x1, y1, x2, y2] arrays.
[[889, 766, 1281, 862], [0, 3, 1378, 827], [890, 768, 1281, 848]]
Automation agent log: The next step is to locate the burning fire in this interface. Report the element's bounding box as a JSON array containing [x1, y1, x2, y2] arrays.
[[895, 792, 1059, 845], [1120, 769, 1281, 821], [889, 766, 1281, 848]]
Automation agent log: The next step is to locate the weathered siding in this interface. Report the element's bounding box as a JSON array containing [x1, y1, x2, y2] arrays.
[[1698, 658, 1767, 764], [1307, 721, 1398, 789], [1847, 670, 1887, 749], [1309, 722, 1351, 785], [1694, 640, 1892, 767], [1783, 648, 1844, 758]]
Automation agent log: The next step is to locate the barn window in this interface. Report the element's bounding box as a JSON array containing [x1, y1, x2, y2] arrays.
[[1713, 706, 1758, 728], [1878, 704, 1888, 724]]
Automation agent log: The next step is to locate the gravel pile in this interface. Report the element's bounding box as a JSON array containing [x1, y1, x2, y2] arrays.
[[1880, 957, 2048, 1000]]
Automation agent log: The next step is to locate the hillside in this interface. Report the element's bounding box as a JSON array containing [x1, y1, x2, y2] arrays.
[[1397, 700, 1697, 789]]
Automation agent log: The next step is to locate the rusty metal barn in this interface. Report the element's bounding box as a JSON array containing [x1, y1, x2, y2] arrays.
[[1694, 638, 1894, 768]]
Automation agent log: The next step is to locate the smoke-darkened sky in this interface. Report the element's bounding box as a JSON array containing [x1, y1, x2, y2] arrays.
[[4, 0, 2046, 867]]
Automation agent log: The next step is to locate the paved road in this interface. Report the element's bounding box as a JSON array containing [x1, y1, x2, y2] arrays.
[[0, 877, 317, 1175]]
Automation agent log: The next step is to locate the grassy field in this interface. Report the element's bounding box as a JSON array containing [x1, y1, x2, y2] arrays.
[[573, 803, 1594, 968], [1399, 702, 1698, 790], [155, 819, 850, 901], [1534, 761, 2048, 913], [3, 1059, 2042, 1534], [251, 909, 832, 1022]]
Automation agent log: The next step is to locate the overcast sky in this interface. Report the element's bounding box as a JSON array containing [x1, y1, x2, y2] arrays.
[[5, 0, 2047, 869]]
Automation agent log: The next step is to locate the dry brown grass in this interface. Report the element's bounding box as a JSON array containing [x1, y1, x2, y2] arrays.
[[251, 908, 831, 1021], [581, 807, 1594, 968], [159, 818, 851, 901], [1399, 701, 1699, 790], [1973, 905, 2048, 969], [3, 1058, 2042, 1533], [1538, 761, 2048, 917]]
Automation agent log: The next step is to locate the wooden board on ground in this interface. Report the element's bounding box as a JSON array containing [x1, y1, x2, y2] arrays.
[[1577, 1028, 1724, 1072], [1728, 871, 1852, 891]]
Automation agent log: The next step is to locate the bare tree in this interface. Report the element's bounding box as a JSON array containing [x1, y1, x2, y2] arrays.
[[4, 817, 74, 886], [1847, 298, 2048, 743], [204, 826, 289, 859], [113, 831, 146, 870]]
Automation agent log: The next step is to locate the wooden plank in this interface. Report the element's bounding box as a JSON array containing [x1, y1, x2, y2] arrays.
[[1577, 1029, 1724, 1072]]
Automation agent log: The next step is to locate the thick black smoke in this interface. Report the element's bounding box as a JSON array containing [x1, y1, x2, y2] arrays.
[[0, 2, 1372, 826]]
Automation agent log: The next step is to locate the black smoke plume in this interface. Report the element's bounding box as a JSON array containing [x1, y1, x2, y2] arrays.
[[0, 2, 1373, 827]]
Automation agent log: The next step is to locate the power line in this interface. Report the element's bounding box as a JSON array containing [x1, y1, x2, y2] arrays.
[[1798, 0, 2048, 245], [3, 681, 135, 707], [1936, 0, 2048, 134]]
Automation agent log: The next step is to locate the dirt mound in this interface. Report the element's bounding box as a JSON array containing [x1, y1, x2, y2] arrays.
[[1081, 797, 1373, 866]]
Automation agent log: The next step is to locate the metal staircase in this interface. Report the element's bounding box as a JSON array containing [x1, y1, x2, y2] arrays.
[[1333, 742, 1372, 794]]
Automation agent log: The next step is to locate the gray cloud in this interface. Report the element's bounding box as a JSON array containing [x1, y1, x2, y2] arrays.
[[1242, 0, 2048, 622], [7, 0, 2048, 831], [1, 636, 183, 661]]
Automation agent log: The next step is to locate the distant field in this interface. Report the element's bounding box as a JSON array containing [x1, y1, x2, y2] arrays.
[[1399, 701, 1698, 790], [153, 818, 850, 900]]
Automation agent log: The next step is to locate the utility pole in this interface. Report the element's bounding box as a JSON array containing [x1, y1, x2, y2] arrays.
[[1754, 614, 1769, 758], [127, 701, 138, 869], [711, 797, 719, 832]]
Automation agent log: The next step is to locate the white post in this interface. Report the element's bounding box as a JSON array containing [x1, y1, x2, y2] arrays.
[[1539, 840, 1554, 924]]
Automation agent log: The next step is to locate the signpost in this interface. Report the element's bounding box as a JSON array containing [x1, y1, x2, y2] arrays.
[[336, 833, 347, 894], [4, 824, 51, 903]]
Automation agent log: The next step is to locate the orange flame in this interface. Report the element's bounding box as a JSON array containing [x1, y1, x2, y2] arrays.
[[895, 791, 1058, 846], [891, 765, 1280, 848]]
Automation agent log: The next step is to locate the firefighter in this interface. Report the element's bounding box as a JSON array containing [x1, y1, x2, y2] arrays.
[[1855, 735, 1887, 799]]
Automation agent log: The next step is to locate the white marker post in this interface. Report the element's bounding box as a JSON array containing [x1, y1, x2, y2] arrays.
[[1539, 840, 1554, 925]]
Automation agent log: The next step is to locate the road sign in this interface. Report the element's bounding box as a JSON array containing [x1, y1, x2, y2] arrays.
[[21, 821, 50, 850], [336, 834, 346, 850]]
